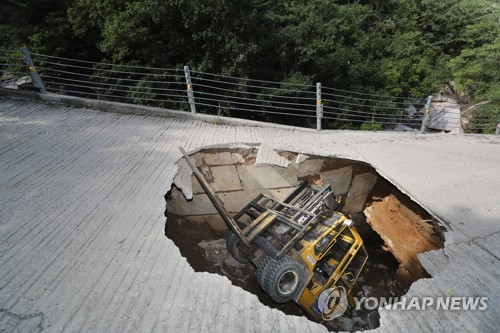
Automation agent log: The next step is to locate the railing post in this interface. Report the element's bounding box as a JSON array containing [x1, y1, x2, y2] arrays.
[[419, 95, 433, 133], [316, 82, 323, 131], [495, 123, 500, 135], [19, 47, 47, 94], [183, 65, 196, 114]]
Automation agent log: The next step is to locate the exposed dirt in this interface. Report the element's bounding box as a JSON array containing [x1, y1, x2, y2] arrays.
[[365, 180, 446, 287], [297, 174, 322, 185]]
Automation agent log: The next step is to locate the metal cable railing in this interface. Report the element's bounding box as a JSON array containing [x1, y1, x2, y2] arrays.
[[0, 48, 498, 134], [189, 70, 317, 124], [322, 85, 412, 101], [33, 52, 188, 110], [190, 70, 315, 88]]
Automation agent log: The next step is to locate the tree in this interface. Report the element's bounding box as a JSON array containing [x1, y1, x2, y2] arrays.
[[1, 0, 497, 130]]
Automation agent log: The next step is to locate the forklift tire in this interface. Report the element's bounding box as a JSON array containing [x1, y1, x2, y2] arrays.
[[260, 256, 304, 303], [226, 231, 250, 264], [256, 255, 273, 287]]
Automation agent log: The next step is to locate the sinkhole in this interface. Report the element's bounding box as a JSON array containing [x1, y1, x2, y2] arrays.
[[164, 146, 446, 332]]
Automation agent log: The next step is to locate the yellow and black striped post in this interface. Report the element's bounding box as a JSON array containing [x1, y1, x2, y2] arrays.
[[419, 95, 434, 133], [20, 47, 47, 94], [183, 66, 196, 114], [316, 82, 323, 131]]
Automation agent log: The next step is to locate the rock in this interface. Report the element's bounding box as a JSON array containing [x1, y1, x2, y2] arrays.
[[295, 153, 309, 164]]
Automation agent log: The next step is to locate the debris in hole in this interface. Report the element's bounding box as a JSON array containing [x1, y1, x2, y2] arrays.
[[180, 147, 368, 322]]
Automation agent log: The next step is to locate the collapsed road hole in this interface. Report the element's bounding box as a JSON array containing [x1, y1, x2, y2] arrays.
[[164, 146, 446, 332]]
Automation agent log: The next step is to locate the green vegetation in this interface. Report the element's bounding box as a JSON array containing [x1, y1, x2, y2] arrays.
[[1, 0, 498, 130], [465, 104, 500, 134], [360, 122, 384, 132]]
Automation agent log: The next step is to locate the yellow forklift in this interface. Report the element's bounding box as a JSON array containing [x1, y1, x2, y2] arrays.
[[180, 148, 368, 321]]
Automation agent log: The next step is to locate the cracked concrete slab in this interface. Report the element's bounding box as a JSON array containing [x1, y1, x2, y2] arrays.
[[173, 158, 194, 200], [255, 143, 290, 168]]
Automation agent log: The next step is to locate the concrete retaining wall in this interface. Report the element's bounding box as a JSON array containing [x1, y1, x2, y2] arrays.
[[167, 146, 380, 233]]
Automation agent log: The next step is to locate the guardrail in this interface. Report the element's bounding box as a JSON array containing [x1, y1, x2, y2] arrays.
[[0, 48, 498, 134]]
